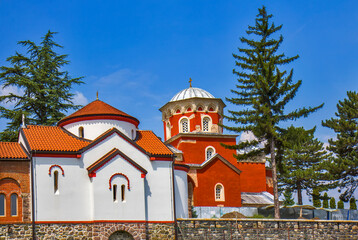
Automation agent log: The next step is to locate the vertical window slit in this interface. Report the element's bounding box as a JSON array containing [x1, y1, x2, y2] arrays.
[[121, 184, 125, 202], [0, 194, 5, 216], [113, 184, 117, 202], [54, 170, 59, 194], [10, 194, 17, 216]]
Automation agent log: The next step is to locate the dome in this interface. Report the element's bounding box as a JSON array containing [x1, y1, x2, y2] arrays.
[[58, 100, 139, 127], [170, 87, 215, 102]]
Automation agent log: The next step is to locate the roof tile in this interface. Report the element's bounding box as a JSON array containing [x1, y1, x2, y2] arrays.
[[0, 142, 28, 159], [136, 130, 173, 156], [22, 125, 90, 152]]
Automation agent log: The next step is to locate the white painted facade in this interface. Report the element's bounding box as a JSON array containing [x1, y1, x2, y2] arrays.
[[20, 108, 189, 222], [63, 119, 137, 140]]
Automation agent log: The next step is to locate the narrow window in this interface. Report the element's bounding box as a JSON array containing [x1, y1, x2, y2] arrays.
[[113, 184, 117, 202], [203, 117, 210, 132], [54, 170, 59, 194], [0, 194, 5, 216], [79, 127, 84, 138], [131, 129, 135, 140], [180, 118, 189, 133], [215, 184, 224, 201], [206, 147, 214, 160], [121, 184, 126, 202], [10, 194, 17, 216]]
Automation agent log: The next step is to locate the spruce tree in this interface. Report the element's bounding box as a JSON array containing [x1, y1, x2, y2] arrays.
[[322, 91, 358, 202], [337, 200, 344, 209], [322, 192, 329, 208], [312, 188, 321, 208], [283, 188, 295, 206], [0, 31, 83, 141], [330, 197, 336, 209], [222, 6, 323, 218], [350, 197, 357, 210], [278, 126, 331, 205]]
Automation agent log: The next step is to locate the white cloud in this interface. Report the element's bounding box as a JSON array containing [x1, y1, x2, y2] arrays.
[[72, 91, 88, 106], [0, 85, 24, 108]]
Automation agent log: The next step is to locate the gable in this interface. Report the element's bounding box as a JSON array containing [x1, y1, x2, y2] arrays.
[[188, 153, 241, 175], [87, 148, 147, 178]]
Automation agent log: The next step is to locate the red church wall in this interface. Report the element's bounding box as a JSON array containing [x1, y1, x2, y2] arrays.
[[237, 162, 267, 193], [168, 111, 220, 138], [0, 160, 31, 223], [193, 158, 241, 207], [170, 136, 237, 165]]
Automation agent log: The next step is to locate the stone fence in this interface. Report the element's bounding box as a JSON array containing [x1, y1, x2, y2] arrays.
[[177, 218, 358, 240], [1, 219, 357, 239]]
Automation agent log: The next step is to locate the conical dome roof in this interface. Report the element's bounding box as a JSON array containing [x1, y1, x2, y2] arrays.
[[58, 100, 139, 127], [170, 87, 215, 102]]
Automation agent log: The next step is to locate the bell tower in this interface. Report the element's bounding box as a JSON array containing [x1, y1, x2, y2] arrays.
[[159, 80, 225, 141]]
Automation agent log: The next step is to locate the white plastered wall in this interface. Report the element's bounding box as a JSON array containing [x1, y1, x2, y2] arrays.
[[174, 169, 188, 218], [33, 156, 92, 221], [63, 119, 137, 140]]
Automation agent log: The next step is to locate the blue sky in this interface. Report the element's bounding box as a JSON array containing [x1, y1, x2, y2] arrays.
[[1, 1, 358, 204]]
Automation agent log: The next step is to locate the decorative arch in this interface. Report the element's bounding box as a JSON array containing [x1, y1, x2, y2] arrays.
[[205, 146, 215, 160], [215, 183, 225, 201], [0, 178, 21, 188], [103, 226, 137, 239], [48, 165, 64, 176], [109, 173, 130, 190], [179, 116, 190, 133]]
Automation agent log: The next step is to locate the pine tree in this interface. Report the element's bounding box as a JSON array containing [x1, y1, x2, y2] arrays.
[[283, 188, 295, 206], [278, 126, 331, 205], [337, 200, 344, 209], [322, 91, 358, 202], [322, 192, 329, 208], [222, 6, 323, 218], [350, 197, 357, 210], [0, 31, 83, 141], [312, 188, 321, 208], [330, 197, 336, 209]]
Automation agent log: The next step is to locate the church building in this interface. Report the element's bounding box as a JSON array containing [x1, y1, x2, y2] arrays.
[[0, 81, 273, 225]]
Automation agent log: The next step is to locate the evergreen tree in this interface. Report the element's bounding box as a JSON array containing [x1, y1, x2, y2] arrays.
[[329, 197, 336, 209], [322, 91, 358, 202], [283, 188, 295, 206], [278, 126, 331, 205], [350, 197, 357, 210], [312, 188, 321, 208], [337, 200, 344, 209], [0, 31, 83, 141], [222, 6, 323, 218], [322, 192, 329, 208]]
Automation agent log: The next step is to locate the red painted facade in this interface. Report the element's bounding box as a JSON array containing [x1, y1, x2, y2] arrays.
[[194, 157, 241, 207], [164, 111, 220, 141], [162, 86, 271, 208]]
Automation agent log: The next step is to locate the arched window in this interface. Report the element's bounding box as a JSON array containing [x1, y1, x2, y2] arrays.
[[54, 171, 59, 194], [10, 193, 17, 216], [206, 147, 215, 160], [79, 127, 84, 138], [0, 194, 5, 216], [180, 118, 189, 133], [121, 184, 126, 202], [203, 117, 211, 132], [113, 184, 117, 202], [131, 129, 135, 140], [215, 184, 224, 201]]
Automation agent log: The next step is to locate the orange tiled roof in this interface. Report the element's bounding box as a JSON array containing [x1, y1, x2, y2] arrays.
[[22, 125, 90, 152], [0, 142, 28, 159], [58, 100, 139, 126], [136, 130, 173, 156]]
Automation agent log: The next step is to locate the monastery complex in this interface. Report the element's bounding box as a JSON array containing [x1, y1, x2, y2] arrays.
[[0, 83, 274, 238]]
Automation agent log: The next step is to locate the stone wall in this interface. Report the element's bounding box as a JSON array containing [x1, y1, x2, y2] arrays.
[[0, 222, 175, 240], [177, 219, 358, 240], [1, 219, 357, 239]]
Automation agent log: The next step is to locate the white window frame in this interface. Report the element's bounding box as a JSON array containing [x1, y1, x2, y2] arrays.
[[215, 183, 225, 202], [205, 146, 215, 160], [202, 116, 212, 132], [179, 117, 190, 133]]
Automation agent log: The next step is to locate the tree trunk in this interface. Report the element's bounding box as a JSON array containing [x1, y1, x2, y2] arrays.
[[297, 187, 302, 205], [270, 138, 280, 219]]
